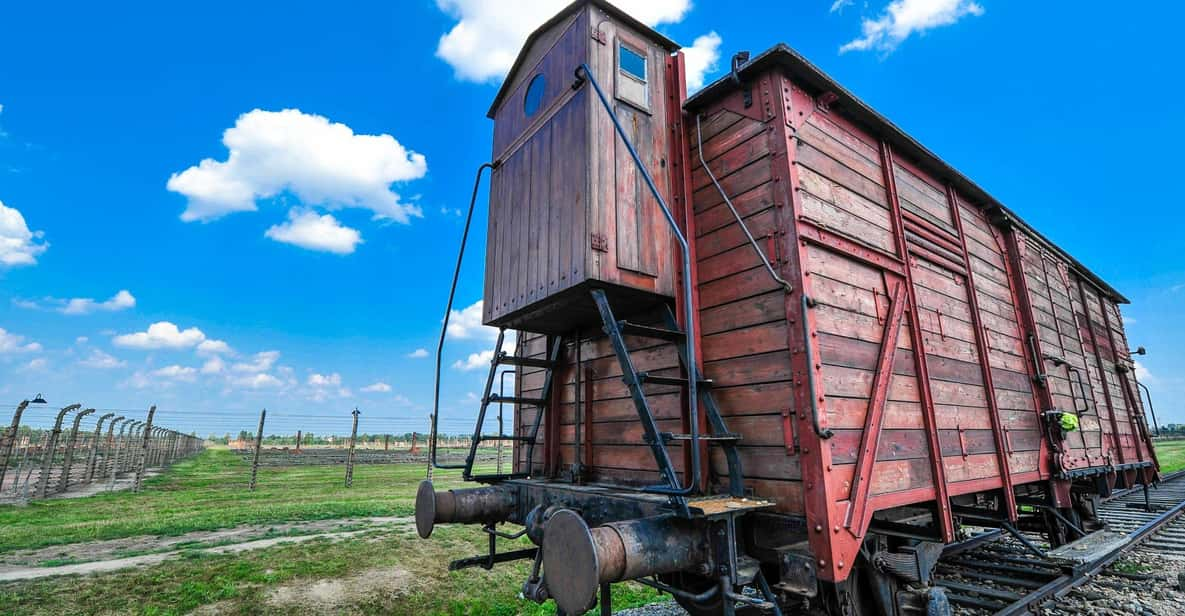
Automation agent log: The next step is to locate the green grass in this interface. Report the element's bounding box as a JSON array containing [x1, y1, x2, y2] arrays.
[[1154, 439, 1185, 473], [0, 447, 455, 553], [0, 449, 663, 615]]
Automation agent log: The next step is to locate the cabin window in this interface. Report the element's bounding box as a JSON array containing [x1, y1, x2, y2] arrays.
[[524, 73, 546, 117], [618, 45, 646, 82]]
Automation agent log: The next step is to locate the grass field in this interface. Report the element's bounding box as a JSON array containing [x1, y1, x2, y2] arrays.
[[1155, 438, 1185, 473], [0, 448, 659, 615], [3, 441, 1183, 614]]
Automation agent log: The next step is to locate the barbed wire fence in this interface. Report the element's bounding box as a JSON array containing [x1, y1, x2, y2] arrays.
[[0, 400, 202, 503]]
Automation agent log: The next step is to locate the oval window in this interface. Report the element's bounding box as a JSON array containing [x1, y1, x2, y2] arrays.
[[524, 73, 546, 117]]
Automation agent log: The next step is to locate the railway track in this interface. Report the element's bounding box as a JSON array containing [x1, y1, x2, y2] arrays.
[[938, 471, 1185, 616]]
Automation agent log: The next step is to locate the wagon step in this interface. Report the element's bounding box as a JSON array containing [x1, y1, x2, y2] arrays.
[[494, 353, 555, 369], [486, 394, 548, 406], [617, 320, 685, 341], [637, 372, 713, 387], [662, 432, 741, 442]]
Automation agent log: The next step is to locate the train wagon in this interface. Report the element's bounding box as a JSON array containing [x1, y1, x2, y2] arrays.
[[415, 2, 1159, 614]]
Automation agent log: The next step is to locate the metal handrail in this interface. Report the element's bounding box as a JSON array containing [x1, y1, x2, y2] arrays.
[[574, 63, 701, 496], [695, 114, 793, 294], [1136, 380, 1160, 437], [430, 162, 496, 474]]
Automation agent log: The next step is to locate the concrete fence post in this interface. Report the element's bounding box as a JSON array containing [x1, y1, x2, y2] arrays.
[[57, 408, 96, 494], [295, 430, 302, 453], [0, 400, 30, 493], [84, 413, 116, 484], [249, 409, 266, 491], [345, 408, 360, 488], [110, 420, 137, 489], [37, 404, 81, 499], [133, 406, 156, 492], [103, 417, 125, 482]]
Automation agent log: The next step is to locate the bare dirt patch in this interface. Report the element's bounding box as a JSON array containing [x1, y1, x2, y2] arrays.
[[0, 516, 412, 581], [266, 566, 414, 611]]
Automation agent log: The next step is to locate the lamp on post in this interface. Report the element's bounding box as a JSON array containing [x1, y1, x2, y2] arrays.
[[31, 394, 47, 405]]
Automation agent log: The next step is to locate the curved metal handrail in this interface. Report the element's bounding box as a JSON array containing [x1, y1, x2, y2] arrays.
[[429, 162, 497, 475]]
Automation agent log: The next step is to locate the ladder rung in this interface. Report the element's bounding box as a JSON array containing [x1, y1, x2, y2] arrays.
[[476, 434, 533, 443], [497, 355, 556, 369], [487, 394, 548, 406], [618, 320, 685, 341], [638, 372, 714, 388], [662, 432, 742, 442], [638, 373, 686, 387]]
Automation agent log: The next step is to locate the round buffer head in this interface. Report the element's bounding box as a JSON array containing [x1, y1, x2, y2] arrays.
[[542, 509, 600, 615], [415, 480, 437, 538]]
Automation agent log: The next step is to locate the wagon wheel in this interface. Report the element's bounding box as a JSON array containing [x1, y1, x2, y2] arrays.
[[657, 572, 724, 616]]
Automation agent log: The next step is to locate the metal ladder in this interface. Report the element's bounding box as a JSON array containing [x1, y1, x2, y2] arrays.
[[592, 289, 745, 517], [459, 332, 563, 482]]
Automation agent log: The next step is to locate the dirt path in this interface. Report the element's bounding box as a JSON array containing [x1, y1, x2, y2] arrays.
[[0, 516, 412, 582]]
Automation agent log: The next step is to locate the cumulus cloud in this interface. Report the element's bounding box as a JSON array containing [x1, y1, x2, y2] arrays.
[[0, 199, 48, 267], [265, 209, 362, 254], [201, 356, 226, 374], [446, 300, 498, 341], [1134, 360, 1157, 386], [79, 349, 126, 369], [453, 350, 493, 371], [308, 372, 342, 387], [683, 31, 722, 91], [232, 350, 280, 373], [362, 381, 392, 393], [113, 321, 206, 350], [0, 327, 42, 353], [167, 109, 427, 223], [435, 0, 693, 82], [407, 348, 429, 358], [152, 365, 198, 382], [839, 0, 984, 54], [197, 339, 232, 355], [56, 290, 136, 315], [228, 372, 284, 389], [21, 358, 47, 372]]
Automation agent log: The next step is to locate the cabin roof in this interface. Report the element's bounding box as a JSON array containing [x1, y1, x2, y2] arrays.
[[487, 0, 680, 119], [685, 44, 1128, 304]]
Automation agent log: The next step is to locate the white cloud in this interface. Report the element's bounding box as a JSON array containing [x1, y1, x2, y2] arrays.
[[830, 0, 854, 12], [197, 339, 233, 355], [407, 348, 429, 358], [265, 209, 362, 255], [59, 289, 136, 315], [446, 299, 497, 341], [0, 327, 42, 354], [683, 31, 722, 91], [1134, 360, 1157, 386], [167, 109, 427, 223], [839, 0, 985, 54], [75, 336, 89, 345], [113, 321, 206, 350], [0, 199, 48, 267], [201, 356, 225, 374], [79, 349, 125, 369], [362, 381, 392, 393], [152, 365, 198, 382], [434, 0, 692, 82], [229, 372, 284, 389], [232, 350, 280, 373], [308, 372, 342, 387], [454, 349, 493, 371], [21, 358, 47, 372]]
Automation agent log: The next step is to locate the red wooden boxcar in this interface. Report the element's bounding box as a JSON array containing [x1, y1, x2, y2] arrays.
[[416, 3, 1158, 614]]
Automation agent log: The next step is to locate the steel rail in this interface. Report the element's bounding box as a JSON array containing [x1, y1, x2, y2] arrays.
[[988, 471, 1185, 616]]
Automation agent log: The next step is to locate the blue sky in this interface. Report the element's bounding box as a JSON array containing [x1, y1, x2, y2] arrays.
[[1, 0, 1182, 438]]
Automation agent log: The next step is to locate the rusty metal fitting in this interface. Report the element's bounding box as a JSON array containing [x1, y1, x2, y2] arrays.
[[542, 510, 707, 614], [415, 480, 516, 538]]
